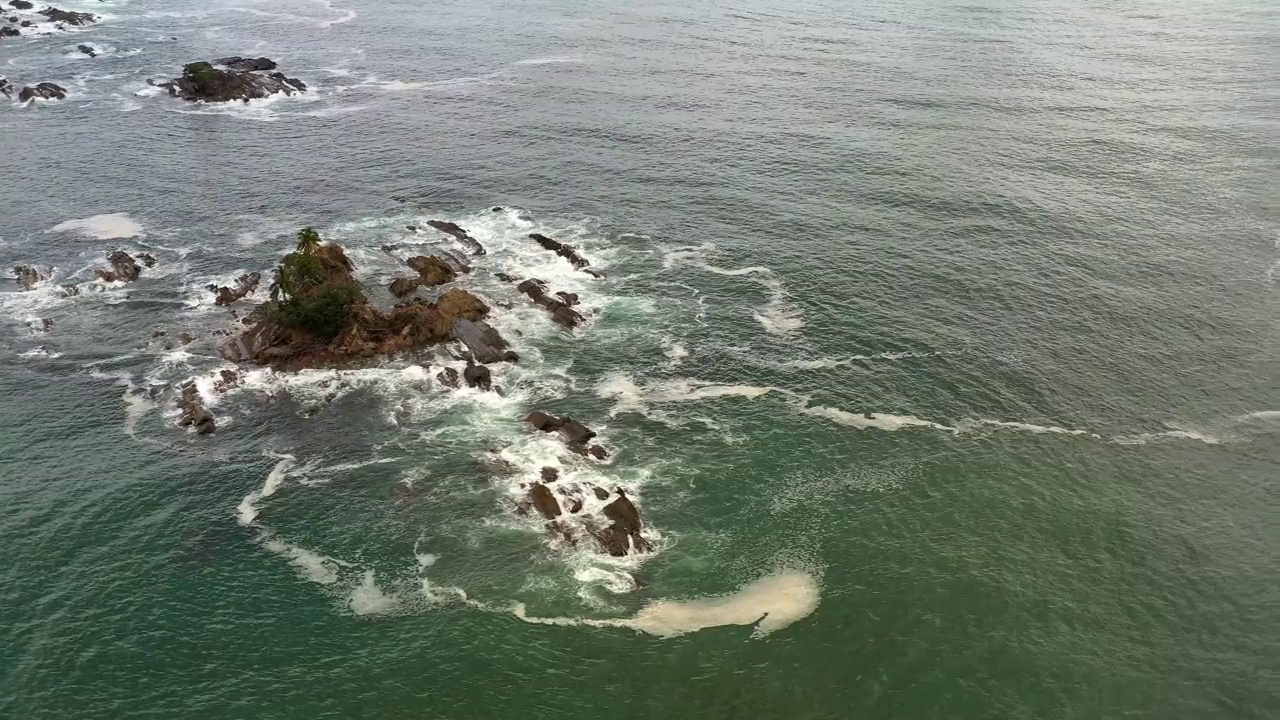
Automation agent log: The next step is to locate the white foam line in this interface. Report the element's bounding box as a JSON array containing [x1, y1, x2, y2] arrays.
[[46, 213, 143, 239], [262, 536, 353, 585], [237, 454, 295, 526], [513, 570, 821, 638]]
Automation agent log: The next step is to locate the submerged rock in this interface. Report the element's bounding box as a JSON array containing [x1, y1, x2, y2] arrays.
[[160, 60, 305, 103], [0, 76, 12, 98], [435, 366, 460, 388], [137, 253, 157, 268], [77, 44, 96, 58], [18, 83, 67, 103], [95, 250, 142, 283], [516, 277, 586, 328], [541, 467, 559, 482]]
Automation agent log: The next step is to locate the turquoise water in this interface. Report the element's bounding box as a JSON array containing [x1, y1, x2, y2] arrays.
[[1, 0, 1277, 717]]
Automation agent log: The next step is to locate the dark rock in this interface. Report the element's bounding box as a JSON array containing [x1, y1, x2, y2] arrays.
[[39, 318, 52, 331], [95, 250, 142, 283], [592, 486, 610, 501], [516, 278, 546, 294], [555, 291, 580, 306], [19, 19, 29, 26], [137, 253, 157, 267], [452, 317, 515, 365], [568, 498, 583, 514], [214, 56, 277, 72], [462, 359, 491, 391], [529, 484, 562, 519], [160, 61, 306, 103], [60, 284, 79, 297], [528, 232, 591, 270], [559, 419, 596, 445], [588, 444, 609, 460], [604, 490, 642, 535], [77, 44, 96, 58], [405, 225, 418, 232], [550, 304, 586, 328], [525, 411, 565, 432], [426, 220, 486, 256], [436, 366, 459, 388], [214, 369, 240, 392], [38, 7, 96, 25], [380, 243, 398, 254], [18, 83, 66, 102], [494, 272, 520, 283], [179, 332, 195, 345], [540, 467, 559, 482], [0, 24, 18, 36], [9, 1, 34, 10], [0, 77, 12, 98], [152, 330, 167, 337], [13, 264, 44, 291], [592, 525, 631, 557], [388, 277, 420, 297], [214, 272, 260, 306]]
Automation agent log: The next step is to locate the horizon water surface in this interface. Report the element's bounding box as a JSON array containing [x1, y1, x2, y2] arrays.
[[1, 0, 1277, 718]]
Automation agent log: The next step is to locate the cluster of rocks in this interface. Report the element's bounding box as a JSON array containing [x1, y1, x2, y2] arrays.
[[425, 220, 486, 256], [2, 5, 96, 38], [526, 411, 609, 459], [13, 263, 45, 290], [1, 76, 67, 103], [211, 272, 261, 306], [96, 250, 154, 283], [529, 232, 590, 271], [177, 382, 216, 435], [155, 59, 307, 104]]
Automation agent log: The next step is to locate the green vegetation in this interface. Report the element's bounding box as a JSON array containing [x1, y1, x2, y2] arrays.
[[265, 228, 362, 338]]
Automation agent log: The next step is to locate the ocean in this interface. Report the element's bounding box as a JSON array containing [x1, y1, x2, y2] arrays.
[[1, 0, 1277, 717]]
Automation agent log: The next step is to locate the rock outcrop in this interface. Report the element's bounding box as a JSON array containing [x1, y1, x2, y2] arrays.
[[96, 251, 143, 283], [213, 272, 261, 306], [220, 244, 497, 369], [77, 44, 96, 58], [177, 382, 216, 435], [426, 220, 486, 256], [436, 366, 460, 388], [159, 60, 306, 103], [18, 83, 67, 103], [0, 25, 18, 37], [529, 484, 562, 519], [8, 1, 34, 11], [12, 264, 45, 290], [388, 277, 420, 297], [591, 489, 651, 556], [516, 278, 586, 328], [38, 7, 96, 25], [0, 76, 12, 98], [529, 232, 591, 271]]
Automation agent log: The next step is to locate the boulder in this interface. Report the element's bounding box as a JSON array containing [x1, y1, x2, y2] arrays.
[[555, 291, 579, 306], [592, 486, 610, 501], [588, 444, 609, 460], [452, 317, 516, 364], [604, 490, 642, 535], [462, 359, 491, 391], [436, 287, 488, 321], [214, 272, 260, 305], [137, 253, 157, 267], [214, 56, 277, 72], [8, 1, 34, 10], [0, 24, 18, 37], [77, 44, 96, 58], [494, 272, 520, 283], [558, 419, 596, 445], [568, 498, 583, 514], [388, 277, 420, 297], [38, 7, 96, 25], [0, 77, 12, 98], [12, 264, 44, 291], [404, 255, 454, 286], [540, 467, 559, 482], [435, 366, 459, 388], [95, 250, 142, 283], [179, 332, 195, 345], [525, 411, 564, 432], [529, 484, 562, 519], [516, 278, 585, 327], [426, 220, 486, 256], [17, 83, 66, 103], [160, 61, 306, 103]]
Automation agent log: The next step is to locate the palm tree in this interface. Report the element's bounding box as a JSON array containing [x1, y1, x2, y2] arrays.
[[296, 227, 322, 255], [268, 264, 285, 301]]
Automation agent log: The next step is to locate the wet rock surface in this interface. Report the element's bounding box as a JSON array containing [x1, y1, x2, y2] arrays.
[[177, 382, 216, 435], [516, 278, 586, 328], [39, 7, 96, 25], [18, 82, 67, 103], [426, 220, 486, 256], [96, 251, 143, 283], [529, 232, 591, 270], [214, 272, 261, 306]]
